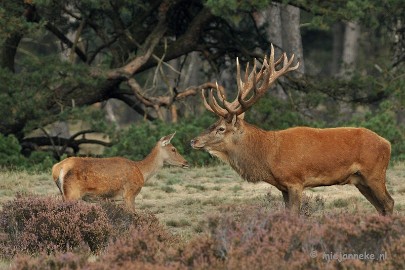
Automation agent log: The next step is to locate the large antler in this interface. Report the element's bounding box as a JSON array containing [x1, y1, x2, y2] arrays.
[[202, 44, 299, 119]]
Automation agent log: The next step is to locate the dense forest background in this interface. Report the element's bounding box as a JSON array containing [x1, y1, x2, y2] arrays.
[[0, 0, 404, 169]]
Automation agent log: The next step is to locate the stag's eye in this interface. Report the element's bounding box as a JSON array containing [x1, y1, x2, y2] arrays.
[[217, 127, 225, 133]]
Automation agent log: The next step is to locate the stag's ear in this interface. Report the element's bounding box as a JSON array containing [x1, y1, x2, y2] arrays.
[[160, 132, 176, 146]]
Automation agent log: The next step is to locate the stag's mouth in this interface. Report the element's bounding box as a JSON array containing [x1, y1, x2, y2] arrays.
[[190, 139, 205, 149]]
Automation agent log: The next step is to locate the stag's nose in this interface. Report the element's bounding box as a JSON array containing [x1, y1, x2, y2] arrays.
[[183, 161, 190, 169], [190, 139, 195, 147]]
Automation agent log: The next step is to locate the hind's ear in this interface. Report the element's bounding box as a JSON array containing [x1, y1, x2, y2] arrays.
[[160, 132, 176, 146]]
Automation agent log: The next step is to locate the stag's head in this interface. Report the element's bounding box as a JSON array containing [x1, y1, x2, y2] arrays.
[[158, 133, 189, 168], [191, 45, 299, 160]]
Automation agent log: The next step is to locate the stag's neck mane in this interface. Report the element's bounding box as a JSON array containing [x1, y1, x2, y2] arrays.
[[227, 122, 276, 183], [136, 145, 163, 181]]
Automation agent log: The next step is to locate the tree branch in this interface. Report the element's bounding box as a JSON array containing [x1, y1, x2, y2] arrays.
[[21, 130, 112, 157], [110, 92, 157, 121], [107, 1, 170, 79]]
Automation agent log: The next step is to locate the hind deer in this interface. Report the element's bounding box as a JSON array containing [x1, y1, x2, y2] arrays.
[[52, 133, 189, 209], [191, 44, 394, 215]]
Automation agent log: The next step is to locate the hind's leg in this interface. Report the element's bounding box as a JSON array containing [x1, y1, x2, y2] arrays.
[[63, 186, 82, 202], [123, 186, 142, 209]]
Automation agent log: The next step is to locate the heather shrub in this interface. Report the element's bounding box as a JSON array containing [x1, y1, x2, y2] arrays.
[[300, 194, 325, 216], [261, 190, 326, 216], [98, 201, 161, 239], [177, 235, 225, 269], [201, 206, 405, 269], [7, 201, 405, 270], [11, 251, 88, 270], [0, 194, 111, 256], [89, 221, 180, 269]]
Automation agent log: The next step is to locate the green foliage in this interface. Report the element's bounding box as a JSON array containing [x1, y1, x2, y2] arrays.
[[288, 0, 404, 30], [105, 113, 218, 166], [204, 0, 271, 16], [0, 2, 32, 40], [0, 55, 101, 134], [0, 134, 57, 171], [246, 95, 309, 130], [25, 151, 55, 172], [0, 134, 26, 168], [355, 101, 405, 161]]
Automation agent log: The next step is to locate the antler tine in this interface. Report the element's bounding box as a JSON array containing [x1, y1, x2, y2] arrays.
[[232, 43, 299, 116], [236, 57, 244, 100], [217, 81, 238, 114], [269, 43, 275, 74], [286, 54, 300, 71], [201, 87, 228, 118], [201, 89, 215, 114], [238, 63, 258, 109], [274, 52, 299, 77], [209, 88, 228, 117], [200, 44, 299, 120]]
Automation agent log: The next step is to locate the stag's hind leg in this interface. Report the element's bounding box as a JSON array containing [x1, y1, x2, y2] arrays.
[[356, 181, 394, 215], [355, 184, 384, 213]]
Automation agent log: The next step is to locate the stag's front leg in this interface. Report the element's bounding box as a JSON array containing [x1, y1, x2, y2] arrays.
[[281, 190, 289, 207], [286, 185, 303, 215]]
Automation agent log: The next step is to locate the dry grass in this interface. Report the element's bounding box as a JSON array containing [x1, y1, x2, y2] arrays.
[[1, 162, 405, 241]]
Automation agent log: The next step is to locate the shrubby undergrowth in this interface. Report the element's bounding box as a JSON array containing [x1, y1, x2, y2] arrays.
[[1, 100, 404, 170], [105, 114, 218, 166], [0, 194, 111, 256], [2, 195, 405, 270], [0, 134, 55, 171]]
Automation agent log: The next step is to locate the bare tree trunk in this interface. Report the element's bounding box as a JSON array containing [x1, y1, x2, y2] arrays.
[[181, 52, 200, 118], [105, 101, 119, 125], [167, 58, 181, 123], [264, 3, 283, 58], [49, 121, 70, 138], [392, 19, 405, 125], [339, 21, 360, 78], [331, 22, 344, 76], [280, 5, 304, 76]]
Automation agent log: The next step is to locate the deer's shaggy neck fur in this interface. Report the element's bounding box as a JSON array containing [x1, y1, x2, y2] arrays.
[[136, 145, 163, 181], [226, 121, 277, 184]]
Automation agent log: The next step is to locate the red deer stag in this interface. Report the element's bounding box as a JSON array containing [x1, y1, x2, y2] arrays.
[[191, 45, 394, 215], [52, 133, 189, 209]]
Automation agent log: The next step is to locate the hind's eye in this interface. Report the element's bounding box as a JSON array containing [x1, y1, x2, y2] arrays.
[[172, 148, 176, 152]]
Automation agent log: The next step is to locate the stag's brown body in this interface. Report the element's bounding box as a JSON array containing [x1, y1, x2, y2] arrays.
[[191, 45, 394, 215], [52, 133, 188, 208]]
